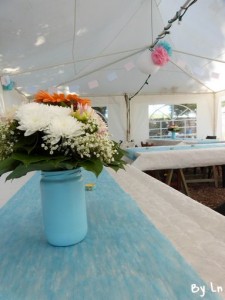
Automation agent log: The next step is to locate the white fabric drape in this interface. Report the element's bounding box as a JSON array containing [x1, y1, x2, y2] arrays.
[[0, 88, 28, 116], [0, 84, 5, 114], [215, 91, 225, 140]]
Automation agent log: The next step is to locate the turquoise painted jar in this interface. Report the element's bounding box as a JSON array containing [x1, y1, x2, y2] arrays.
[[40, 168, 87, 247], [171, 131, 176, 139]]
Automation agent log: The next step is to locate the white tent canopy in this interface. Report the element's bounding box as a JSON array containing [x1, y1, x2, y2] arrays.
[[0, 0, 225, 143]]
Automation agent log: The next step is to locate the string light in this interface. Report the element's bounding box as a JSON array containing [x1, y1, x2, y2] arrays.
[[129, 0, 198, 101]]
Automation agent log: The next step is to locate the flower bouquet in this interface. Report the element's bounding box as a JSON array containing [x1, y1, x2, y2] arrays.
[[167, 124, 180, 132], [0, 90, 126, 180]]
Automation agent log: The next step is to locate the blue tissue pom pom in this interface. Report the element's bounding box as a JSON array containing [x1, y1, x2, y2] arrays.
[[157, 41, 172, 57], [2, 81, 15, 91]]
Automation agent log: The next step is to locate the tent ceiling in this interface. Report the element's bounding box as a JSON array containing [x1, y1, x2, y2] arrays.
[[0, 0, 225, 98]]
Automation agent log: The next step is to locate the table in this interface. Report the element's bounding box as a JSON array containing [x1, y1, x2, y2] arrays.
[[129, 144, 225, 170], [0, 167, 224, 299], [126, 144, 225, 194], [148, 138, 224, 146]]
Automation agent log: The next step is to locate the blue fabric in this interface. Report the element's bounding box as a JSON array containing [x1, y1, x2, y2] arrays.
[[0, 170, 222, 300], [151, 138, 221, 143]]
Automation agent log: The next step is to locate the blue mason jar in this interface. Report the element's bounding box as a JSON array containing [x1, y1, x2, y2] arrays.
[[40, 168, 88, 246], [171, 131, 176, 139]]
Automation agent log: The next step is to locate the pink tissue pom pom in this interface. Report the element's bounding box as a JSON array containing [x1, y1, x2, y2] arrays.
[[151, 46, 169, 66]]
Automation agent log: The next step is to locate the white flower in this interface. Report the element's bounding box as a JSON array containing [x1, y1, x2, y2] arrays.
[[16, 103, 50, 136], [46, 105, 72, 117], [44, 115, 84, 144], [15, 103, 72, 136]]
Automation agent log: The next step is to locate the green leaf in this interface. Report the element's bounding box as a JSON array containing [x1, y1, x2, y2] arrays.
[[13, 133, 39, 154], [107, 162, 126, 172], [80, 159, 103, 177], [11, 153, 68, 166], [0, 157, 20, 176], [3, 154, 78, 180], [5, 161, 65, 180]]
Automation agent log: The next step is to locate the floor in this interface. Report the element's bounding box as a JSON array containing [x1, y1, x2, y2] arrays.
[[189, 182, 225, 211]]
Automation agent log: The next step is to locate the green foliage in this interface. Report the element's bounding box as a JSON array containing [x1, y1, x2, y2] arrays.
[[0, 137, 126, 180]]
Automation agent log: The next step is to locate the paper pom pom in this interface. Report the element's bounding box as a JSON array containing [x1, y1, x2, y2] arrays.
[[151, 47, 169, 66], [1, 75, 11, 86], [157, 41, 172, 57], [2, 81, 15, 91], [1, 75, 15, 90], [136, 50, 160, 75]]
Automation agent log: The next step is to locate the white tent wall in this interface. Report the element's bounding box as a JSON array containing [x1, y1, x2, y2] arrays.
[[0, 87, 28, 115], [91, 96, 127, 142], [131, 101, 149, 145], [131, 94, 215, 144], [91, 93, 216, 145], [215, 90, 225, 140]]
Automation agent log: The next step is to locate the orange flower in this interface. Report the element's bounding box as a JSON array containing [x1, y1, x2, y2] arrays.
[[66, 94, 91, 106], [35, 90, 56, 103], [76, 97, 91, 106], [35, 90, 91, 106], [52, 93, 68, 103], [66, 94, 79, 101]]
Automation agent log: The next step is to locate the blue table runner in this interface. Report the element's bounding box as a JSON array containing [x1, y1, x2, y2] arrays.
[[0, 170, 222, 300]]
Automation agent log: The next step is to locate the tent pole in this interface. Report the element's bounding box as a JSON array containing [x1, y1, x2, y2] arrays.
[[124, 93, 130, 142], [0, 83, 6, 114], [213, 92, 217, 137]]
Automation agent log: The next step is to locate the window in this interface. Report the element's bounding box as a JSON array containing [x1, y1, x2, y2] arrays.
[[149, 104, 197, 138], [93, 106, 108, 124]]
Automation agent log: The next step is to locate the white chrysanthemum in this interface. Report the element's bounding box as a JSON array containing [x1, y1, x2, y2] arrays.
[[15, 103, 72, 136], [16, 103, 50, 136], [46, 105, 72, 117], [44, 115, 84, 144]]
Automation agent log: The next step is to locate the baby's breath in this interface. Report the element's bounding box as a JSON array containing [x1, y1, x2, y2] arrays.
[[0, 121, 16, 160]]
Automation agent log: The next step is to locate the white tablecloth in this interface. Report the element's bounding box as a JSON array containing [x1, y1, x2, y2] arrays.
[[108, 165, 225, 298], [132, 147, 225, 171]]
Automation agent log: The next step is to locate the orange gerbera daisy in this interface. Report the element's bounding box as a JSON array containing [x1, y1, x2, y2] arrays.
[[76, 97, 91, 106], [66, 94, 91, 106], [35, 90, 91, 106], [35, 90, 70, 103], [35, 90, 55, 102]]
